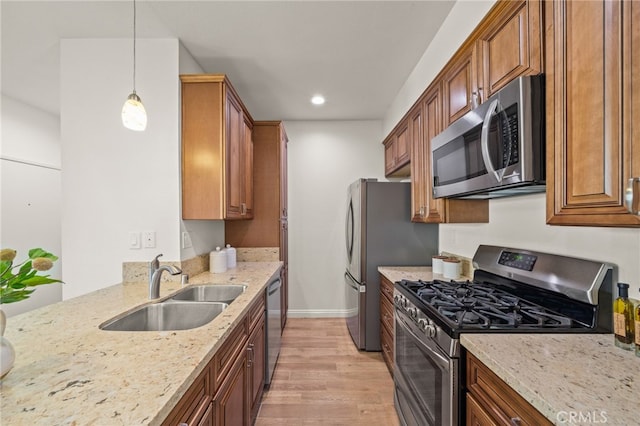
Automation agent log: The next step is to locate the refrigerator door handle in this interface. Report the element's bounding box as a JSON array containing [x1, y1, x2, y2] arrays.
[[346, 199, 354, 263], [345, 272, 365, 292]]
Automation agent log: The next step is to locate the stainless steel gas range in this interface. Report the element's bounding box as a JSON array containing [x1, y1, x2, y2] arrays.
[[392, 245, 615, 426]]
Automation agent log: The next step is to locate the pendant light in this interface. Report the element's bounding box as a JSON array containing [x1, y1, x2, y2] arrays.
[[122, 0, 147, 131]]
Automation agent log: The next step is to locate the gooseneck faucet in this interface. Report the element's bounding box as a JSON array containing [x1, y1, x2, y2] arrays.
[[148, 254, 182, 299]]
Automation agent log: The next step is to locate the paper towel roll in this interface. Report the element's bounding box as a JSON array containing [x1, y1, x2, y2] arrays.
[[210, 247, 227, 273]]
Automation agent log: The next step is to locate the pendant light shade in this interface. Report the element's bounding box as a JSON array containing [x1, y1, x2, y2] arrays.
[[122, 92, 147, 131], [122, 0, 147, 131]]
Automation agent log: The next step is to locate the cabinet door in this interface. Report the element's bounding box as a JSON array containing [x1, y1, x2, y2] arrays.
[[225, 91, 245, 219], [442, 47, 479, 126], [248, 315, 265, 422], [213, 350, 249, 426], [242, 116, 254, 218], [546, 0, 640, 227], [280, 125, 289, 219], [477, 0, 542, 99], [384, 122, 411, 177], [422, 84, 447, 223], [409, 102, 425, 222]]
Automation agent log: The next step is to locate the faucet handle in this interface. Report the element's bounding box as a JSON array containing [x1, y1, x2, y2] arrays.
[[151, 253, 163, 269]]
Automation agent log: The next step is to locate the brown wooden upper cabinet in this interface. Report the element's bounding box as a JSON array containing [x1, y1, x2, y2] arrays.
[[383, 120, 411, 177], [410, 83, 489, 224], [397, 0, 542, 224], [181, 74, 254, 220], [546, 0, 640, 227], [476, 0, 542, 100], [442, 47, 478, 127]]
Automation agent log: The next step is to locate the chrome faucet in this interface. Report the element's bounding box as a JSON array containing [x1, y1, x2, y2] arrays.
[[148, 254, 182, 299]]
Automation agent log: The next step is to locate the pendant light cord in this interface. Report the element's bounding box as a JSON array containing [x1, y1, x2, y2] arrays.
[[132, 0, 137, 93]]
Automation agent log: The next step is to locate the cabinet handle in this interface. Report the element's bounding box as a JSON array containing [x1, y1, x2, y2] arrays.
[[625, 178, 640, 214], [247, 345, 254, 368], [241, 203, 247, 215], [472, 91, 479, 109], [510, 417, 522, 426]]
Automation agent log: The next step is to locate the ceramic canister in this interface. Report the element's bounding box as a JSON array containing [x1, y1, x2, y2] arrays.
[[210, 247, 227, 273], [432, 255, 449, 275], [443, 257, 462, 280]]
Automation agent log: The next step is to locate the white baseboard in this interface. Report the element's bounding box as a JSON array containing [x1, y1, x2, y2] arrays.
[[286, 309, 349, 318]]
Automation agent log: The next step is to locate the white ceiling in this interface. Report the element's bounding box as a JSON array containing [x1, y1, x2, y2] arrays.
[[1, 1, 455, 121]]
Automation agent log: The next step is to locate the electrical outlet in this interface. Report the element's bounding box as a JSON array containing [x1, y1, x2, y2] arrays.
[[129, 232, 141, 249], [182, 231, 193, 249], [143, 231, 156, 248]]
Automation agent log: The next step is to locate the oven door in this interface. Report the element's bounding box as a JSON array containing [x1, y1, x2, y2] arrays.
[[394, 308, 458, 426]]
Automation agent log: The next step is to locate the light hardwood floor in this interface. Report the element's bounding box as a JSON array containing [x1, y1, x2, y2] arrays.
[[255, 318, 400, 426]]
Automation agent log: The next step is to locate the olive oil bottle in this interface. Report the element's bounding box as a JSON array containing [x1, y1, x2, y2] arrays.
[[635, 290, 640, 357], [614, 282, 634, 350]]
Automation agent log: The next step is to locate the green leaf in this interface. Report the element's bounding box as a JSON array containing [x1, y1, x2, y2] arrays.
[[18, 260, 33, 275], [28, 248, 57, 261], [21, 276, 62, 286]]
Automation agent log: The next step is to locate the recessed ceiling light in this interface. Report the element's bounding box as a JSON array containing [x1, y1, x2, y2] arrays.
[[311, 95, 325, 105]]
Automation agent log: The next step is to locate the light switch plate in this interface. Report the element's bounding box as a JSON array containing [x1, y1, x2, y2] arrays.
[[182, 231, 193, 249], [143, 231, 156, 248], [129, 232, 141, 249]]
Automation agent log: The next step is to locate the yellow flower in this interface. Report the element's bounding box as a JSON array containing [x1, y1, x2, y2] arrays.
[[0, 249, 17, 262], [32, 257, 54, 271]]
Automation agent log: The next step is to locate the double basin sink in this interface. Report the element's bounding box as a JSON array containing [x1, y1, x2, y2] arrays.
[[99, 284, 247, 332]]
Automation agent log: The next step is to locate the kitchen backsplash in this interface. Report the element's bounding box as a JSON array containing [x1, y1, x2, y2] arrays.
[[122, 248, 280, 283]]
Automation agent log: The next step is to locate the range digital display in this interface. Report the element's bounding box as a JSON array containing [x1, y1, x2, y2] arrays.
[[498, 251, 537, 271]]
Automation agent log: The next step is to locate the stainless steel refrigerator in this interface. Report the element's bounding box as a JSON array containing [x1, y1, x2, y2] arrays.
[[345, 179, 438, 351]]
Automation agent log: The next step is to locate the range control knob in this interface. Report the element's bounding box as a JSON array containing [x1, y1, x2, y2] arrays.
[[417, 319, 427, 331], [425, 324, 437, 338], [408, 307, 417, 318]]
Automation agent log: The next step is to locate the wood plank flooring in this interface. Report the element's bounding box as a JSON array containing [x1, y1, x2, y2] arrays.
[[255, 318, 400, 426]]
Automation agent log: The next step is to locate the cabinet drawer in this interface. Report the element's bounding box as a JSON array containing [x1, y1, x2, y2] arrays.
[[380, 275, 395, 303], [380, 319, 394, 375], [213, 319, 248, 389], [248, 292, 266, 332], [466, 393, 498, 426], [161, 367, 211, 426], [380, 292, 394, 334], [466, 353, 552, 426]]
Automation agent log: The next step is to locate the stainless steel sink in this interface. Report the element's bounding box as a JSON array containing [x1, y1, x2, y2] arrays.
[[169, 284, 247, 304], [99, 301, 227, 331]]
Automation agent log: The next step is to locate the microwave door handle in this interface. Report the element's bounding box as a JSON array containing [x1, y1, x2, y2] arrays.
[[481, 99, 503, 182]]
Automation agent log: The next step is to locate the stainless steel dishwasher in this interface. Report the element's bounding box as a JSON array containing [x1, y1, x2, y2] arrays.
[[264, 273, 282, 386]]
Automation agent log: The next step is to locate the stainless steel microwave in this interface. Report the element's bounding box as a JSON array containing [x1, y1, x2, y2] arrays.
[[431, 75, 545, 199]]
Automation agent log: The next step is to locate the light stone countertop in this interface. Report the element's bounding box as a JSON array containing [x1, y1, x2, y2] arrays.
[[0, 261, 282, 425], [378, 266, 435, 283], [462, 333, 639, 425]]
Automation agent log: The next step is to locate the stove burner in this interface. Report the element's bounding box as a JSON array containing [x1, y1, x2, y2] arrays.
[[400, 279, 576, 330]]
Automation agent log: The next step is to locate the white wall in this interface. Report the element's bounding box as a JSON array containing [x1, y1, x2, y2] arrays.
[[1, 95, 62, 317], [284, 120, 385, 316], [384, 0, 640, 297], [383, 0, 497, 134], [60, 39, 222, 300]]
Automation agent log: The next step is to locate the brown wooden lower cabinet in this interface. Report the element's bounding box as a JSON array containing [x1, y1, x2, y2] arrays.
[[466, 352, 552, 426], [163, 292, 266, 426], [379, 275, 395, 375], [214, 349, 249, 426]]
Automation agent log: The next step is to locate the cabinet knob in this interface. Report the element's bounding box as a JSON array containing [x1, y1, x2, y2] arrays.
[[510, 417, 522, 426], [625, 177, 640, 214]]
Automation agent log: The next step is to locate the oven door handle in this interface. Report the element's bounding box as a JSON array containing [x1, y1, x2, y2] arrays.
[[396, 309, 450, 371]]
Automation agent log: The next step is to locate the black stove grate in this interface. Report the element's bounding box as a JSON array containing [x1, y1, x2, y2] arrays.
[[402, 278, 578, 330]]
